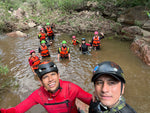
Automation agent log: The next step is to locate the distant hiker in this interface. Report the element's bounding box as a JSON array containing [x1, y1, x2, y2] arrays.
[[79, 38, 91, 54], [71, 36, 80, 45], [44, 23, 55, 46], [91, 31, 104, 50], [28, 50, 41, 76], [39, 40, 50, 59], [58, 40, 70, 61]]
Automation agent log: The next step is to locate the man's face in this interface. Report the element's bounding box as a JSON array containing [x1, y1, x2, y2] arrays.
[[41, 30, 44, 33], [41, 72, 60, 93], [95, 34, 98, 37], [94, 74, 124, 108], [31, 52, 36, 57], [42, 43, 46, 46], [82, 40, 85, 43], [62, 44, 66, 47]]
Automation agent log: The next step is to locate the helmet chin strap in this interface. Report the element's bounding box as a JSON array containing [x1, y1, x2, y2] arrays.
[[120, 82, 123, 95]]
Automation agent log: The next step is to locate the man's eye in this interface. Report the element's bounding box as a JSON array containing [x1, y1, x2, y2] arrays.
[[108, 81, 116, 85], [42, 75, 48, 79], [96, 81, 103, 85]]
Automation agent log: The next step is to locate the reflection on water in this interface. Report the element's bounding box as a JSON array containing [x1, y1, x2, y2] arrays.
[[0, 31, 150, 113]]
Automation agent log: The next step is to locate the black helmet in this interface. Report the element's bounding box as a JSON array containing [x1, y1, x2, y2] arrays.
[[37, 61, 58, 80], [82, 38, 86, 41], [92, 61, 125, 83]]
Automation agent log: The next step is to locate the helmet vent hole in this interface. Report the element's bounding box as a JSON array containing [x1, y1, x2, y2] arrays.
[[41, 68, 46, 71], [50, 65, 54, 68]]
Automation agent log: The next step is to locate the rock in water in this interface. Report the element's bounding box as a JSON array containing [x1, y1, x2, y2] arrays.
[[6, 31, 27, 38]]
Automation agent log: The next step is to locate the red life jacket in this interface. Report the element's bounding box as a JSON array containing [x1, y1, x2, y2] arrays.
[[39, 32, 46, 41], [40, 45, 50, 57], [72, 39, 78, 45], [46, 27, 53, 36], [59, 47, 69, 58], [92, 36, 100, 47], [28, 56, 40, 70]]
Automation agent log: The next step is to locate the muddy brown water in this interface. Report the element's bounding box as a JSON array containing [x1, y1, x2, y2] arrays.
[[0, 29, 150, 113]]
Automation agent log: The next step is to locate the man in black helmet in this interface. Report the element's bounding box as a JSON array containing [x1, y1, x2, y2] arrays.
[[79, 38, 91, 54], [89, 61, 136, 113], [0, 61, 92, 113]]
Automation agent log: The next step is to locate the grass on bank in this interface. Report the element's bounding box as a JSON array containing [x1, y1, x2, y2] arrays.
[[0, 0, 150, 32], [1, 0, 150, 12]]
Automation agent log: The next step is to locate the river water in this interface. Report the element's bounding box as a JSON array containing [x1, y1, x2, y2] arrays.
[[0, 29, 150, 113]]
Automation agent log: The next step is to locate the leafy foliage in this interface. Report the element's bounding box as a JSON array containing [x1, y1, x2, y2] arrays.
[[91, 0, 150, 9], [1, 0, 150, 13], [40, 0, 88, 11]]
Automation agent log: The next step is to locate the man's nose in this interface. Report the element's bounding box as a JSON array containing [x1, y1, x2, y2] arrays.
[[101, 82, 109, 93], [48, 75, 53, 81]]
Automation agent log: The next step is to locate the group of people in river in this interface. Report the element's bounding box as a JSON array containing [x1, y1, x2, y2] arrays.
[[0, 23, 137, 113], [29, 23, 105, 76]]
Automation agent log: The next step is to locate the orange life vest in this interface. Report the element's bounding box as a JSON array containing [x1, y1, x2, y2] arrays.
[[72, 40, 78, 45], [28, 56, 40, 70], [46, 27, 53, 36], [59, 47, 69, 58], [40, 45, 50, 57], [92, 36, 100, 47], [39, 32, 46, 41]]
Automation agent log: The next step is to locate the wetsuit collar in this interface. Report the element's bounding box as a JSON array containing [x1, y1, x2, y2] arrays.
[[98, 96, 126, 112]]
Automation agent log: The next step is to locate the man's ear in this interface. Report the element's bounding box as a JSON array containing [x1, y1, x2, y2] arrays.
[[39, 80, 43, 86], [58, 73, 60, 79], [121, 84, 125, 95]]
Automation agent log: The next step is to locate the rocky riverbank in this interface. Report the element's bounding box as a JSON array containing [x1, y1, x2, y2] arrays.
[[1, 2, 150, 66]]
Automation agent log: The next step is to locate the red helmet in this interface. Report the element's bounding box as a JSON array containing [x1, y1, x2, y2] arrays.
[[30, 50, 35, 55], [72, 36, 76, 39]]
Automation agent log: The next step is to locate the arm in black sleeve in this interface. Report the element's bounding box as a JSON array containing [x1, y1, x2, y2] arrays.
[[91, 38, 93, 46], [79, 47, 81, 51], [89, 101, 101, 113], [100, 35, 104, 39], [58, 48, 60, 54], [38, 47, 41, 53], [44, 27, 47, 33]]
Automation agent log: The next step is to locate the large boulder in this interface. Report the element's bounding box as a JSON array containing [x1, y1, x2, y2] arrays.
[[117, 6, 149, 26], [131, 36, 150, 66], [6, 31, 27, 38], [121, 26, 143, 40], [142, 20, 150, 31], [51, 10, 118, 35], [141, 29, 150, 37]]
